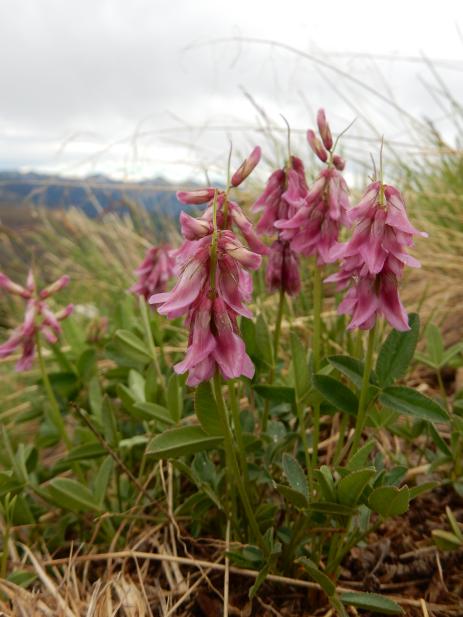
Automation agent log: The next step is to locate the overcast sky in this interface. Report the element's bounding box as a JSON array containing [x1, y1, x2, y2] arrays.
[[0, 0, 462, 181]]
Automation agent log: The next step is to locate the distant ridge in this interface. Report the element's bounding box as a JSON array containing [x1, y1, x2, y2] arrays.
[[0, 171, 189, 218]]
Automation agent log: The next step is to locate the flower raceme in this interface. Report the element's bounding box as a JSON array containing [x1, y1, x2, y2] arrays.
[[150, 230, 260, 385], [275, 110, 350, 266], [0, 271, 73, 371], [326, 182, 427, 331], [252, 156, 307, 295], [130, 245, 176, 300]]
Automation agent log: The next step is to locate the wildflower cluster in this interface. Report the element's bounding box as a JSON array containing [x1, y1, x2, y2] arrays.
[[0, 271, 73, 370], [150, 148, 264, 385]]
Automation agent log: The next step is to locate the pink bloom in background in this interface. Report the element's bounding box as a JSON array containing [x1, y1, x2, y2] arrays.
[[275, 110, 350, 266], [131, 245, 176, 300], [0, 271, 73, 371], [150, 230, 261, 385], [326, 182, 427, 331], [252, 156, 306, 295]]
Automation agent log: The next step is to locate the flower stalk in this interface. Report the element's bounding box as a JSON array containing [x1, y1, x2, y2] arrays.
[[351, 325, 376, 453]]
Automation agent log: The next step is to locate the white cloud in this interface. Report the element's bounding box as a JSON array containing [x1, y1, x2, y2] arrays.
[[0, 0, 462, 179]]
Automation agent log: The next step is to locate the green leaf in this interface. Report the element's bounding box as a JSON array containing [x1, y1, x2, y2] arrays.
[[114, 329, 151, 362], [146, 426, 223, 459], [308, 502, 355, 516], [379, 386, 449, 423], [275, 483, 308, 509], [408, 482, 437, 500], [282, 454, 308, 498], [133, 402, 175, 425], [77, 348, 97, 382], [167, 374, 182, 423], [316, 466, 336, 502], [128, 370, 146, 402], [290, 332, 311, 402], [376, 313, 420, 387], [47, 478, 102, 512], [253, 385, 296, 404], [255, 314, 274, 369], [446, 506, 463, 541], [337, 467, 376, 506], [240, 317, 256, 357], [442, 342, 463, 366], [368, 486, 410, 517], [313, 375, 359, 416], [347, 441, 375, 471], [7, 570, 37, 588], [425, 323, 444, 368], [298, 558, 335, 596], [340, 592, 403, 615], [144, 362, 159, 402], [195, 382, 223, 436], [94, 456, 113, 507], [328, 355, 369, 389], [432, 530, 463, 551], [60, 443, 106, 465]]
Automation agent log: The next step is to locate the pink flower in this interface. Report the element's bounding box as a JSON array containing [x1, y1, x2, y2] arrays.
[[251, 156, 306, 295], [326, 181, 427, 331], [0, 270, 73, 371], [150, 230, 260, 385], [130, 245, 176, 300], [276, 167, 350, 265], [266, 240, 301, 295]]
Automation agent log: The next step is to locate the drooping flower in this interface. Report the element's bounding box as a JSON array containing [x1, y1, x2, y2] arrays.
[[275, 110, 350, 266], [326, 181, 427, 331], [150, 230, 261, 385], [130, 245, 176, 300], [0, 271, 73, 371], [251, 156, 306, 295]]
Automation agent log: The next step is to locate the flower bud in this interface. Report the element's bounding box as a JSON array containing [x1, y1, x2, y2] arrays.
[[307, 130, 328, 163], [40, 275, 70, 299], [176, 188, 216, 205], [333, 154, 346, 171], [316, 109, 333, 151], [231, 146, 261, 187]]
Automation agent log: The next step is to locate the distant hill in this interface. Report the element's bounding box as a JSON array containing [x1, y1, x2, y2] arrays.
[[0, 171, 188, 219]]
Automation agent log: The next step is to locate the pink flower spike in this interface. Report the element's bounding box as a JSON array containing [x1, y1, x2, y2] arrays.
[[55, 304, 74, 321], [131, 245, 176, 300], [231, 146, 261, 187], [40, 275, 70, 299], [0, 273, 30, 298], [317, 109, 333, 151], [177, 188, 216, 205], [307, 129, 328, 162]]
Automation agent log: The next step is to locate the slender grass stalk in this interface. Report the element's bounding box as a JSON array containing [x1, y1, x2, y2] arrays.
[[350, 326, 376, 454], [213, 372, 265, 549], [262, 288, 286, 432], [35, 332, 71, 449], [311, 265, 323, 466], [0, 519, 10, 579]]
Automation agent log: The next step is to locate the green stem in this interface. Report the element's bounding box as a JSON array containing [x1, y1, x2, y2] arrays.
[[295, 400, 314, 495], [213, 373, 265, 550], [139, 296, 165, 391], [311, 266, 323, 466], [350, 326, 376, 454], [228, 381, 249, 486], [262, 288, 285, 432], [35, 333, 71, 449]]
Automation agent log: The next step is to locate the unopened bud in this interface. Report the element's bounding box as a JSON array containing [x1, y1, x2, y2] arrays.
[[231, 146, 261, 187], [307, 129, 328, 162], [316, 109, 333, 151], [40, 275, 70, 299], [176, 188, 216, 205], [333, 154, 346, 171]]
